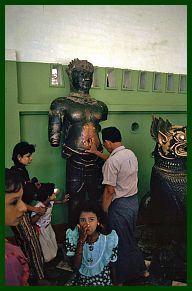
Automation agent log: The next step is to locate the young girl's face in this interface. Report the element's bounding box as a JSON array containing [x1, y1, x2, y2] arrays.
[[79, 211, 99, 235], [5, 188, 27, 226], [48, 192, 56, 201], [17, 153, 33, 166]]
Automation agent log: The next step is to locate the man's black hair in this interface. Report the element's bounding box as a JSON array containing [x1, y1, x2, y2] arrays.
[[102, 127, 122, 143]]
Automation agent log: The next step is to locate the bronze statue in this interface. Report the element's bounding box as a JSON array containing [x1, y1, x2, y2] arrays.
[[48, 59, 108, 227], [137, 116, 187, 284]]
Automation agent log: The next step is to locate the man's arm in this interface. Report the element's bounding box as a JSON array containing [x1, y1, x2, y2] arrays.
[[86, 138, 109, 160], [91, 150, 109, 161], [102, 184, 115, 212]]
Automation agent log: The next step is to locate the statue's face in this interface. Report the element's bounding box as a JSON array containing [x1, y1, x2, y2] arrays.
[[71, 70, 93, 93], [158, 125, 187, 159]]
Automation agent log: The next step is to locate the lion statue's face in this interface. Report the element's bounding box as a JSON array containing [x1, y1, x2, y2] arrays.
[[157, 125, 187, 159], [150, 116, 187, 160]]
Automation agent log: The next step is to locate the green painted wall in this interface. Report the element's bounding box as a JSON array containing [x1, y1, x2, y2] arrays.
[[5, 61, 187, 237]]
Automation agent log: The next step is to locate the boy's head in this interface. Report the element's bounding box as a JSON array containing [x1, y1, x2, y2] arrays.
[[102, 127, 122, 143], [102, 127, 122, 153]]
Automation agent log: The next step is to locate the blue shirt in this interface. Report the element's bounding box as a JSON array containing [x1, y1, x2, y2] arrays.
[[66, 227, 118, 277]]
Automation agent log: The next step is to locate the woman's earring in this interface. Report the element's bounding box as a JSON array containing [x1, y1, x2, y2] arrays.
[[97, 222, 100, 226]]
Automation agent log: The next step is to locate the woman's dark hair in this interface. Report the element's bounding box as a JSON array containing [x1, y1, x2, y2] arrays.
[[5, 168, 22, 194], [75, 200, 109, 234], [12, 141, 35, 164], [102, 127, 122, 143]]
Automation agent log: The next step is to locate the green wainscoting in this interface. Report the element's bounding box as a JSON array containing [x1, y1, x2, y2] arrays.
[[5, 61, 187, 237]]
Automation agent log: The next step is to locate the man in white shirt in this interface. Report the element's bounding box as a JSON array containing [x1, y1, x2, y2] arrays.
[[100, 127, 148, 285]]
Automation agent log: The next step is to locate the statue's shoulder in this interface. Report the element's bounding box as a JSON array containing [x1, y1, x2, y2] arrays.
[[97, 100, 108, 113], [51, 96, 69, 104], [50, 96, 71, 109]]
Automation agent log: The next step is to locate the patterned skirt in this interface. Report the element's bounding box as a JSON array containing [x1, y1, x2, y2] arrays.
[[11, 213, 44, 281], [65, 265, 113, 286]]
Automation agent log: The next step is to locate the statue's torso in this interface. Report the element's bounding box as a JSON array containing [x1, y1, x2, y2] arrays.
[[51, 96, 108, 153]]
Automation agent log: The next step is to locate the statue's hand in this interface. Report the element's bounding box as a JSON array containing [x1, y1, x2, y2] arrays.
[[51, 140, 60, 147]]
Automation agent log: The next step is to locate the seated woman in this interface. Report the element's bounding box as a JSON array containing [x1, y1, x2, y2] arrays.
[[5, 168, 29, 286], [65, 200, 118, 286]]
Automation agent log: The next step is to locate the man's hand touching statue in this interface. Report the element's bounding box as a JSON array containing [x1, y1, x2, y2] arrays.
[[86, 138, 109, 161]]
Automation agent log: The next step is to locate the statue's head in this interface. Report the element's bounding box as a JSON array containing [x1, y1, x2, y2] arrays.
[[66, 58, 94, 93], [150, 115, 187, 159]]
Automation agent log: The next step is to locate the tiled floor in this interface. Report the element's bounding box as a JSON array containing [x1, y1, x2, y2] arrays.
[[44, 248, 73, 285]]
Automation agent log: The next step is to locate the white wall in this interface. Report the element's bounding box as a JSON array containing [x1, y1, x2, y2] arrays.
[[5, 5, 187, 74]]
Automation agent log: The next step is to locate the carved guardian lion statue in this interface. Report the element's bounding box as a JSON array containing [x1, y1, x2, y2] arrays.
[[137, 116, 187, 284]]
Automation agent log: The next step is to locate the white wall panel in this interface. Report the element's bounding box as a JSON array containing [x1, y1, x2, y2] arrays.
[[5, 5, 187, 74]]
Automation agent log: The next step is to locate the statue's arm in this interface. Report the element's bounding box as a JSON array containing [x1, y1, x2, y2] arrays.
[[100, 101, 108, 121], [48, 100, 63, 147]]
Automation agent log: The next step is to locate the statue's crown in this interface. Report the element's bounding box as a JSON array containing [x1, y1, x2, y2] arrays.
[[150, 115, 172, 141], [66, 58, 94, 75]]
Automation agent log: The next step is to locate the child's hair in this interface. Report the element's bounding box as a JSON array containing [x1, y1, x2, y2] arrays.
[[12, 141, 35, 164], [76, 200, 109, 234], [5, 168, 22, 194], [36, 183, 55, 202]]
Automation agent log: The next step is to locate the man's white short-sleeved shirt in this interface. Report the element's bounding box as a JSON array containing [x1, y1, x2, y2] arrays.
[[102, 146, 138, 201]]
